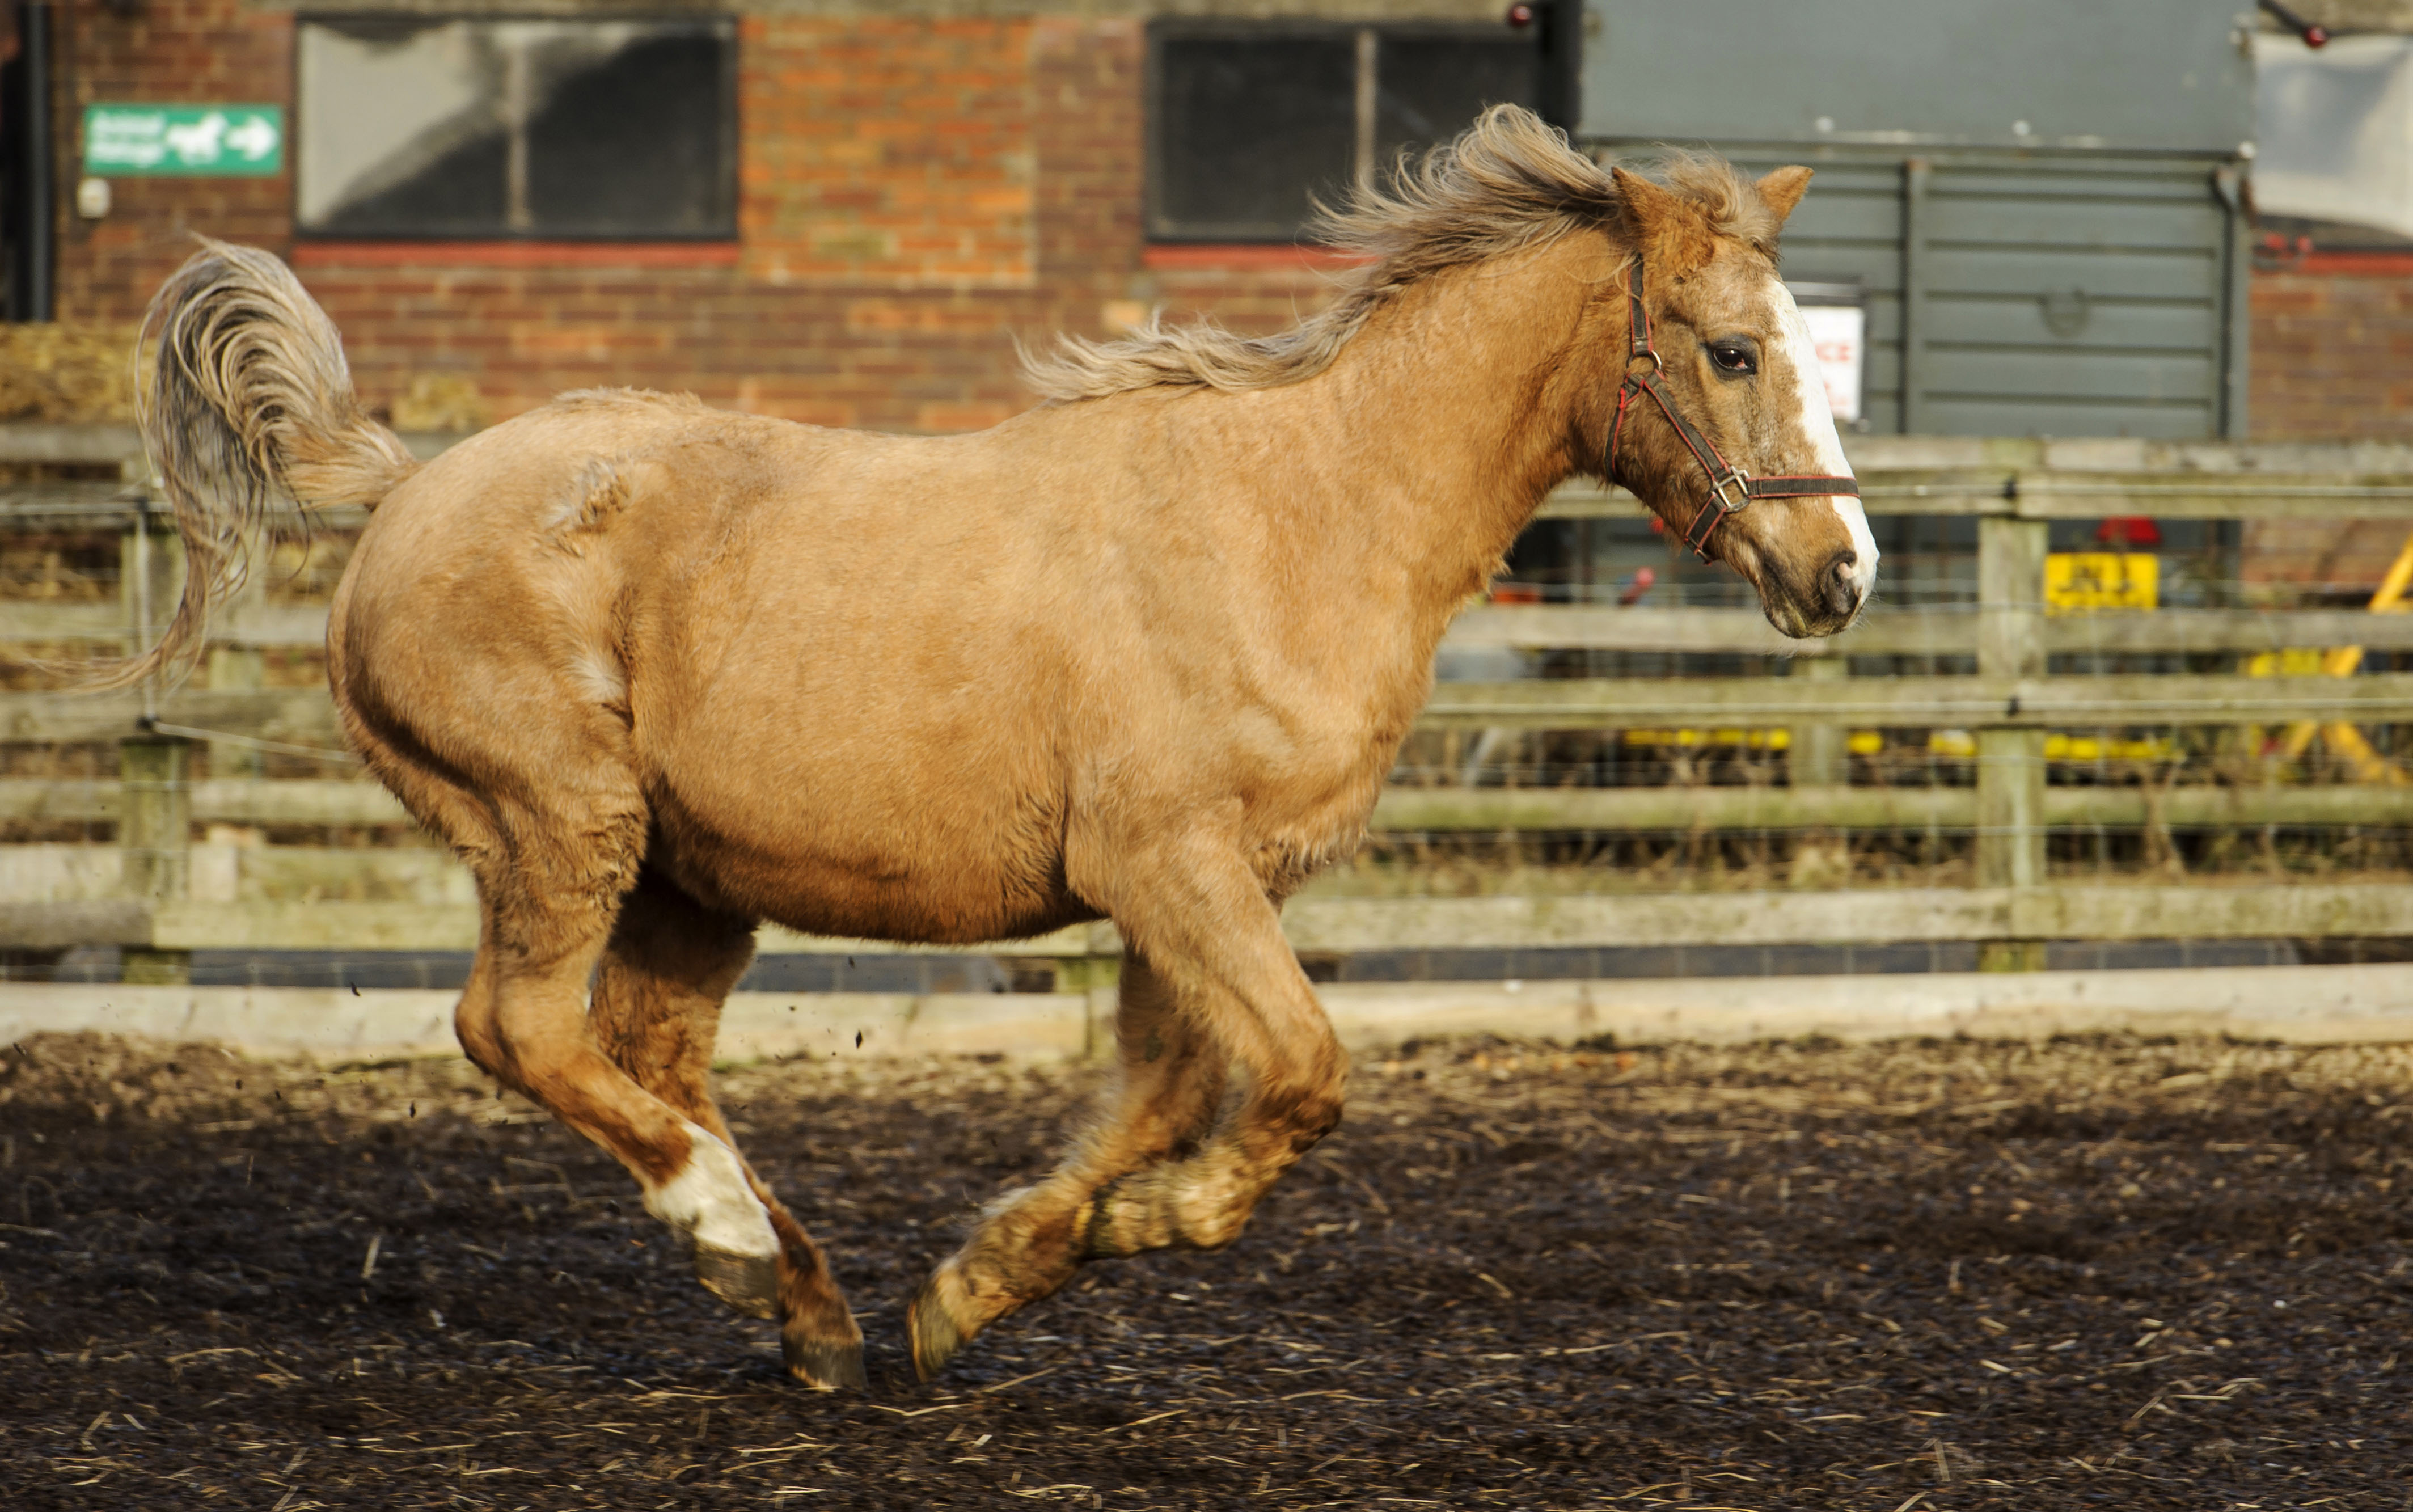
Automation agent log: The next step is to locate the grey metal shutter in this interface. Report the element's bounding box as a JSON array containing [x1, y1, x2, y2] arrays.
[[1692, 149, 2249, 440], [1581, 1, 2254, 438]]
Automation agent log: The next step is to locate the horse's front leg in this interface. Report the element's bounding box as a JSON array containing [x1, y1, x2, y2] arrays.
[[910, 846, 1345, 1378], [908, 948, 1229, 1374]]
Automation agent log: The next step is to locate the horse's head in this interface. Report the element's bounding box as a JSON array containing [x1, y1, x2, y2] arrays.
[[1599, 162, 1878, 639]]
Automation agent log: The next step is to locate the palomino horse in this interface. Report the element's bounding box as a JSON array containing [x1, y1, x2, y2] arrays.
[[108, 107, 1874, 1388]]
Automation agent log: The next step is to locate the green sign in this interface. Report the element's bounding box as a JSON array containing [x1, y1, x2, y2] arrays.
[[83, 105, 285, 176]]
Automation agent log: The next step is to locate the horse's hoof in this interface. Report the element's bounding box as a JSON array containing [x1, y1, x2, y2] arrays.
[[784, 1332, 868, 1391], [907, 1271, 972, 1382], [693, 1245, 780, 1320]]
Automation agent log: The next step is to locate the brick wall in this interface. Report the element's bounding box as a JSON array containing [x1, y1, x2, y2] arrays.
[[741, 17, 1037, 290], [2245, 261, 2413, 589], [42, 6, 1343, 434], [2250, 262, 2413, 444], [52, 0, 290, 324]]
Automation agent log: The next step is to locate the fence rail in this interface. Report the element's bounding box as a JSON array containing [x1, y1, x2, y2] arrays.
[[6, 675, 2413, 747], [1543, 476, 2413, 521], [5, 881, 2408, 958], [1451, 605, 2413, 658], [7, 777, 2410, 834], [5, 427, 2412, 985], [1421, 673, 2413, 727], [18, 598, 2413, 661]]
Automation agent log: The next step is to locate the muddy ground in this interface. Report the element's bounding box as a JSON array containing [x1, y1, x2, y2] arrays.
[[1, 1029, 2408, 1510]]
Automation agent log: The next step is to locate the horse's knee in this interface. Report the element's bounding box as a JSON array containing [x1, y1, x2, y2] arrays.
[[483, 989, 590, 1087], [453, 980, 505, 1079], [1281, 1087, 1346, 1155], [1261, 1050, 1348, 1155]]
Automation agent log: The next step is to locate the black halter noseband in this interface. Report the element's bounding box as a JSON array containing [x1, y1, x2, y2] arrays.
[[1603, 259, 1861, 561]]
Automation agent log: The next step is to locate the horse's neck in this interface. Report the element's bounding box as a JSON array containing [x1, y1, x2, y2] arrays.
[[1266, 239, 1600, 645]]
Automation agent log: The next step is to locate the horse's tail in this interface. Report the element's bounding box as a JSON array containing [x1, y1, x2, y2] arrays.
[[87, 235, 419, 690]]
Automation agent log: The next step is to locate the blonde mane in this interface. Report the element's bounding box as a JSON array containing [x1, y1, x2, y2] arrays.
[[1022, 106, 1776, 403]]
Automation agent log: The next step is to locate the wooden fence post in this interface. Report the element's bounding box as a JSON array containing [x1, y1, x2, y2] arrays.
[[1791, 657, 1850, 787], [1976, 514, 2049, 971], [119, 734, 193, 985], [119, 523, 183, 664], [1053, 929, 1122, 1061], [208, 569, 270, 781]]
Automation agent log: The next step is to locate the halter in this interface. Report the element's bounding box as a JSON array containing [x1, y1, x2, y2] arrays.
[[1603, 258, 1861, 561]]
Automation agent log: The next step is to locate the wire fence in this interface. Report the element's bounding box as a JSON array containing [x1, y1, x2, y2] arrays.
[[5, 439, 2413, 982]]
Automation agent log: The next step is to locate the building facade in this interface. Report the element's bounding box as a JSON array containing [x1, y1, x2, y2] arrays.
[[16, 2, 1556, 434], [1, 0, 2408, 466]]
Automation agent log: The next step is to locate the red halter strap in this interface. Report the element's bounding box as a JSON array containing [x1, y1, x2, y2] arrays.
[[1603, 259, 1861, 562]]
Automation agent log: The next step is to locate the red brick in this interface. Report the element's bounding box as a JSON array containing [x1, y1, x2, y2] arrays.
[[52, 11, 1346, 432]]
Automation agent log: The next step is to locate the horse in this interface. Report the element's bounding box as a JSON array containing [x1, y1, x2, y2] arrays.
[[104, 106, 1875, 1389]]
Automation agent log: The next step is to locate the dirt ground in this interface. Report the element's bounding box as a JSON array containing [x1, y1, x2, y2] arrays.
[[1, 1029, 2408, 1511]]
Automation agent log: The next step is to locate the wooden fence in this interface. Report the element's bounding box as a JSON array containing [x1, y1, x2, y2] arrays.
[[6, 425, 2412, 986]]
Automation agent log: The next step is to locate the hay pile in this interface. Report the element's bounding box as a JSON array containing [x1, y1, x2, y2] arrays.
[[389, 372, 492, 433], [0, 322, 141, 424]]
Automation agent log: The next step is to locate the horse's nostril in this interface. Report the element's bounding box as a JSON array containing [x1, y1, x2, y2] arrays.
[[1824, 552, 1862, 616]]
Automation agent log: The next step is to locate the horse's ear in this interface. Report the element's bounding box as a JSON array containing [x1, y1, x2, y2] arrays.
[[1609, 166, 1688, 237], [1756, 166, 1814, 227], [1611, 165, 1718, 270]]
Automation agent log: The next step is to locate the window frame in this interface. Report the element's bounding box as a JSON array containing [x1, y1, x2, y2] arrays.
[[290, 10, 741, 245], [1143, 15, 1561, 246]]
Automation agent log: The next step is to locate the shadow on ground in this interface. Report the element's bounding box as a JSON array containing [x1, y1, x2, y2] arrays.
[[1, 1029, 2407, 1509]]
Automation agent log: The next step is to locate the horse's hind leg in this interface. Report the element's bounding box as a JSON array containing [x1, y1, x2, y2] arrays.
[[589, 867, 865, 1389], [382, 732, 787, 1338], [909, 939, 1256, 1377]]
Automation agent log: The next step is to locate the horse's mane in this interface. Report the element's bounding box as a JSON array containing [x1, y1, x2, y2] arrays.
[[1022, 105, 1776, 403]]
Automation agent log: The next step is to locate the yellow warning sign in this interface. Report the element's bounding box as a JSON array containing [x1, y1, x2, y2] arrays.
[[2043, 552, 2157, 613]]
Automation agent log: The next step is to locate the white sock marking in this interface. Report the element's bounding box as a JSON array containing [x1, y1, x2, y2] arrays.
[[644, 1121, 779, 1259]]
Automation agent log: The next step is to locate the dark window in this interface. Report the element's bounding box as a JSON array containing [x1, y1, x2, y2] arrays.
[[295, 16, 736, 240], [1155, 37, 1358, 238], [1375, 37, 1543, 166], [1149, 22, 1547, 243]]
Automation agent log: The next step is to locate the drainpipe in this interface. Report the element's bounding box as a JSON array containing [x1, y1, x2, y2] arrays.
[[5, 2, 54, 322], [1532, 1, 1583, 134]]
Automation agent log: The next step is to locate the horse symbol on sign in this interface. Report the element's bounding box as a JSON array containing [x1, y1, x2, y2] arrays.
[[164, 113, 228, 165], [164, 112, 277, 166]]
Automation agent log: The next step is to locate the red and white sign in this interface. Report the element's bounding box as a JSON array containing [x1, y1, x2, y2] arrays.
[[1798, 303, 1865, 424]]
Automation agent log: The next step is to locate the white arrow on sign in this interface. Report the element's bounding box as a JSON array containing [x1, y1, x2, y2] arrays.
[[226, 115, 280, 162]]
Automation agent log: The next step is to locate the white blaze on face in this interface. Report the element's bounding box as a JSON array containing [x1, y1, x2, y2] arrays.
[[1766, 281, 1879, 604]]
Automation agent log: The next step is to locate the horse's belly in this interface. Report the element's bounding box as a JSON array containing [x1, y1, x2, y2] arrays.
[[648, 769, 1084, 947]]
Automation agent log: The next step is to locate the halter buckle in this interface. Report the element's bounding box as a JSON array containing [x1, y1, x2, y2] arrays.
[[1709, 464, 1751, 513]]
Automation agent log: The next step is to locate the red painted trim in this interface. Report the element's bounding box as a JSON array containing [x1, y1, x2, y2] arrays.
[[2269, 250, 2413, 277], [1140, 243, 1374, 272], [290, 241, 742, 269]]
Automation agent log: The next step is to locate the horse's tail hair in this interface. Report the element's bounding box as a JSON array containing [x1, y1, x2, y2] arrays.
[[86, 235, 419, 690]]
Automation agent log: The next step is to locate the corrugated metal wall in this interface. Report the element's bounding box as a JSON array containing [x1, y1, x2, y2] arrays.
[[1670, 149, 2249, 440], [1581, 1, 2254, 438]]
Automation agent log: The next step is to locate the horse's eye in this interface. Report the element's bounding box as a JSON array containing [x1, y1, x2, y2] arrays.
[[1710, 343, 1757, 375]]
